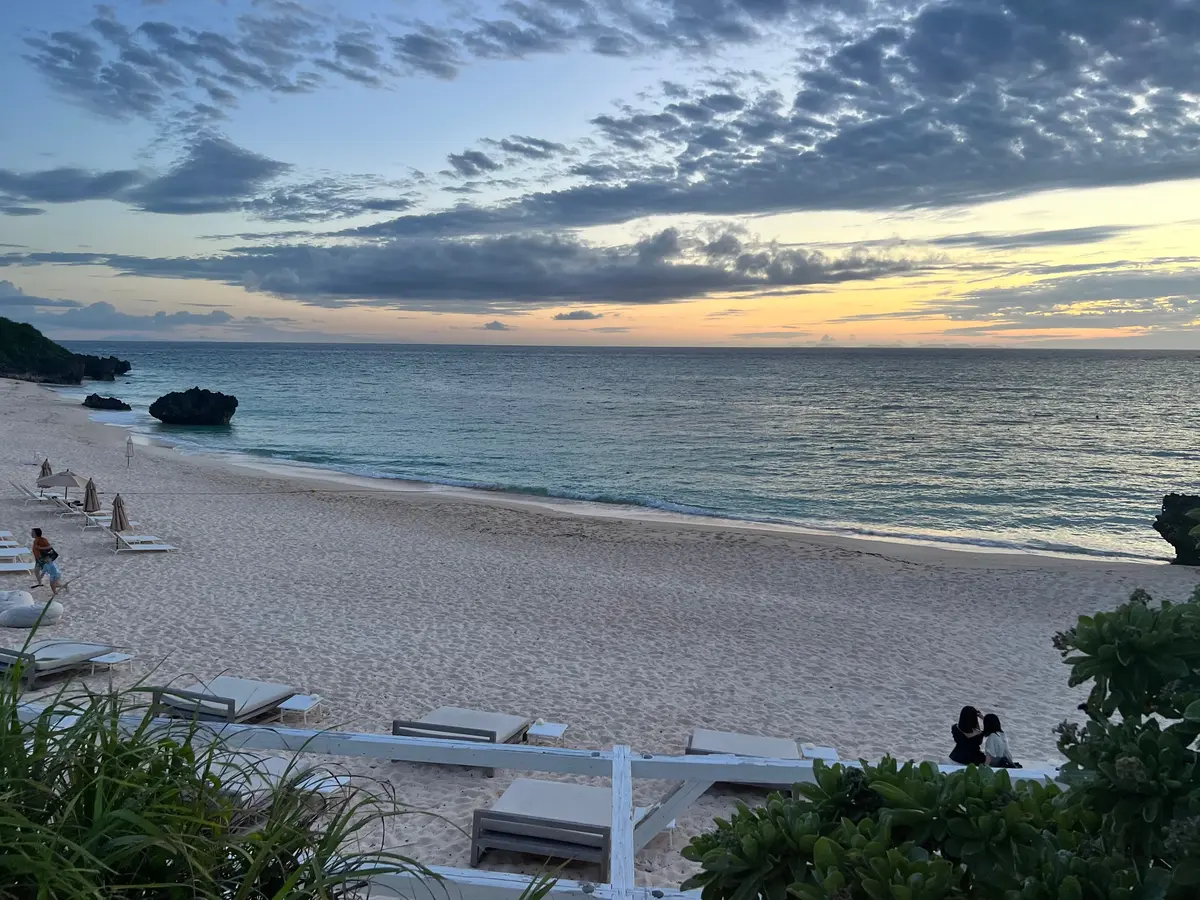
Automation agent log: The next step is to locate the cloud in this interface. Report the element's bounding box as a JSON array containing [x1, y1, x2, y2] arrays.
[[0, 136, 412, 223], [127, 136, 287, 214], [5, 297, 315, 340], [734, 330, 810, 339], [493, 135, 568, 160], [928, 226, 1137, 250], [348, 0, 1200, 238], [482, 319, 510, 330], [2, 228, 919, 312], [837, 265, 1200, 334], [0, 280, 82, 309], [590, 326, 631, 333], [553, 309, 603, 320], [0, 164, 137, 217], [447, 150, 503, 177]]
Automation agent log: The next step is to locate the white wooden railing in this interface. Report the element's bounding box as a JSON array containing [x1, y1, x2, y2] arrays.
[[15, 703, 1060, 900]]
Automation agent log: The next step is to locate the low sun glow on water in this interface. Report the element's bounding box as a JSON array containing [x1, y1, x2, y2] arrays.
[[59, 342, 1198, 561]]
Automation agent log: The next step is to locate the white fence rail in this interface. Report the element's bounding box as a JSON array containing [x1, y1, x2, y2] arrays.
[[15, 702, 1060, 900]]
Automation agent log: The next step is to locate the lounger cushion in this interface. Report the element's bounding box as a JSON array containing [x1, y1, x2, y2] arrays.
[[160, 676, 296, 720], [417, 707, 532, 743], [489, 778, 611, 847], [688, 728, 800, 759], [0, 639, 112, 668]]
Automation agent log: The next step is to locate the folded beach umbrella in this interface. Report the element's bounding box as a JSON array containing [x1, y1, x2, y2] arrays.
[[109, 494, 130, 535], [39, 459, 52, 479], [83, 478, 101, 514], [36, 470, 89, 500]]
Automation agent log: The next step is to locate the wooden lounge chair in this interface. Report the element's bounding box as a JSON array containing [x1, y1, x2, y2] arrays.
[[0, 640, 118, 688], [149, 675, 298, 723], [393, 706, 534, 776], [471, 779, 680, 880]]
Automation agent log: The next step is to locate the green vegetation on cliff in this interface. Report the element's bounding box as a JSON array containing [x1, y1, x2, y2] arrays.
[[0, 316, 130, 383]]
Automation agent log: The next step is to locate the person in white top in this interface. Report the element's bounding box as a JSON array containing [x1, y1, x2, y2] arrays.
[[981, 713, 1019, 768]]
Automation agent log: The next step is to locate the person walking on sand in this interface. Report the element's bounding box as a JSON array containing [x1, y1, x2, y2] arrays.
[[41, 556, 65, 598], [30, 528, 54, 588]]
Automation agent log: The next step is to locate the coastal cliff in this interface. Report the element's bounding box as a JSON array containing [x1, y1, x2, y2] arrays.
[[0, 316, 131, 384]]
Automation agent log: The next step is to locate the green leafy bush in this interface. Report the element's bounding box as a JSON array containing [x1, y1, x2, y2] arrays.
[[0, 670, 421, 897], [683, 586, 1200, 900]]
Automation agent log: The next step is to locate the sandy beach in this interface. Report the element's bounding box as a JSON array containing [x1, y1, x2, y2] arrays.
[[2, 375, 1197, 885]]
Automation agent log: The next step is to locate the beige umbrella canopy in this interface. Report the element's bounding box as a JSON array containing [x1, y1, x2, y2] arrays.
[[109, 494, 131, 535], [36, 470, 88, 500], [83, 478, 101, 514], [39, 459, 52, 479]]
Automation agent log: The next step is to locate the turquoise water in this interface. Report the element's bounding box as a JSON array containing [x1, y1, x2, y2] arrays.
[[58, 342, 1198, 560]]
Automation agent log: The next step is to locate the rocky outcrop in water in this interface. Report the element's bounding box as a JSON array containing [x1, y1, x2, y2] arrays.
[[149, 387, 238, 426], [83, 394, 132, 411], [0, 316, 132, 384], [79, 355, 132, 381], [1153, 493, 1200, 565]]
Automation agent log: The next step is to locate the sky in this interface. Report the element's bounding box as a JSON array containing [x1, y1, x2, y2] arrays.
[[1, 0, 1199, 347]]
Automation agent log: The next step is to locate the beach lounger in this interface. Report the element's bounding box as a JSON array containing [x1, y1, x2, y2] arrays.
[[0, 640, 118, 688], [11, 482, 56, 507], [687, 728, 801, 759], [0, 561, 35, 574], [0, 548, 33, 560], [686, 728, 807, 789], [393, 706, 533, 776], [0, 530, 13, 540], [203, 752, 349, 807], [114, 533, 176, 553], [149, 675, 298, 723], [471, 779, 679, 880]]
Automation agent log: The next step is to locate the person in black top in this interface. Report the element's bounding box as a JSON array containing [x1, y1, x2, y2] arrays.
[[949, 705, 986, 764]]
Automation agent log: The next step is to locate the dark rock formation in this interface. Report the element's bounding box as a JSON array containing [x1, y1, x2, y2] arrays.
[[0, 316, 132, 384], [83, 394, 132, 411], [149, 387, 238, 426], [1153, 493, 1200, 565], [78, 354, 132, 381]]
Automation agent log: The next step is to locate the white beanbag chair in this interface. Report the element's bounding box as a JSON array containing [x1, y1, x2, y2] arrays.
[[0, 590, 33, 604], [0, 594, 63, 628]]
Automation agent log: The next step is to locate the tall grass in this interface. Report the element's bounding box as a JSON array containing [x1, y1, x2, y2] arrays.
[[0, 654, 425, 898]]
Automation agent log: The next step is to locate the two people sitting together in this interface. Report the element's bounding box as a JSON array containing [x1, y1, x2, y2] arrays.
[[950, 705, 1020, 768]]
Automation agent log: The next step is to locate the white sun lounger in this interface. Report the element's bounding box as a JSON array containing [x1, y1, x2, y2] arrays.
[[149, 675, 298, 723], [0, 548, 33, 560], [11, 482, 57, 507], [471, 779, 678, 880], [0, 640, 118, 688], [0, 561, 35, 574], [114, 533, 176, 553]]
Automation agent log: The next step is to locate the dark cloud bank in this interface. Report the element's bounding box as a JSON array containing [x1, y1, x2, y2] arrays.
[[11, 0, 1200, 325], [0, 137, 411, 222]]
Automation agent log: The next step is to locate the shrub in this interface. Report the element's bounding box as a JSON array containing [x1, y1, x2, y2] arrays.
[[0, 669, 422, 897], [683, 586, 1200, 900]]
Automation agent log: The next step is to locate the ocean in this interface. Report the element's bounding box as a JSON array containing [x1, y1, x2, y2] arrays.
[[57, 342, 1196, 561]]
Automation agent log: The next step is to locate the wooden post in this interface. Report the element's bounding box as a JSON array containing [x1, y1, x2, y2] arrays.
[[609, 745, 635, 896]]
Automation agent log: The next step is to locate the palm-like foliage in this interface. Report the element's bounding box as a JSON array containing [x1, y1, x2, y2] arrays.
[[0, 662, 423, 898]]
